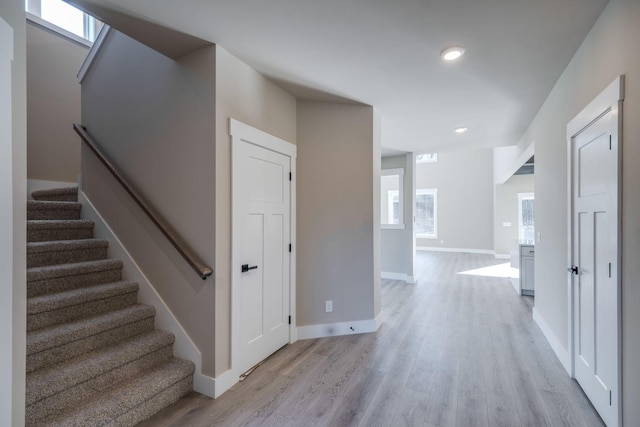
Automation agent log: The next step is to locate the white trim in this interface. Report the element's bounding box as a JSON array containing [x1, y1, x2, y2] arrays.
[[230, 119, 296, 157], [297, 313, 383, 340], [533, 308, 571, 375], [566, 75, 623, 427], [77, 25, 111, 83], [78, 190, 216, 398], [27, 179, 77, 200], [381, 168, 404, 228], [416, 246, 494, 255], [381, 272, 414, 284], [567, 76, 625, 138], [26, 12, 92, 48], [211, 369, 238, 398], [415, 188, 437, 239], [517, 192, 535, 241], [230, 118, 297, 386], [494, 253, 510, 260]]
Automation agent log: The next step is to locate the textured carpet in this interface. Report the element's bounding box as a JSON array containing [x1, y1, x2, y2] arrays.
[[26, 187, 194, 426]]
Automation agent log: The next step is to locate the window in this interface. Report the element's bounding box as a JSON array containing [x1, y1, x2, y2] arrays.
[[518, 193, 535, 241], [416, 189, 437, 238], [26, 0, 103, 44], [381, 168, 404, 229], [416, 153, 437, 163]]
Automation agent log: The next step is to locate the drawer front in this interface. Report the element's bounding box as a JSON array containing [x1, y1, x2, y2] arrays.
[[521, 246, 535, 256]]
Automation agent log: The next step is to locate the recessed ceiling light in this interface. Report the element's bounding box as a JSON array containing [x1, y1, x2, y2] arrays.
[[455, 127, 468, 134], [441, 46, 465, 62]]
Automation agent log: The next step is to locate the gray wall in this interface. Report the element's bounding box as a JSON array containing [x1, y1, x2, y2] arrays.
[[0, 0, 27, 424], [297, 101, 381, 326], [494, 174, 534, 255], [519, 0, 640, 421], [381, 154, 415, 279], [80, 30, 217, 375], [415, 148, 494, 251], [27, 21, 87, 182], [214, 46, 297, 375]]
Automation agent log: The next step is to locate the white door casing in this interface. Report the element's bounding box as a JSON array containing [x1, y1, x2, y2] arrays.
[[0, 16, 14, 424], [567, 76, 623, 427], [231, 119, 297, 379]]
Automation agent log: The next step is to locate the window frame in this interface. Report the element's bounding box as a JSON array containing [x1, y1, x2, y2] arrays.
[[518, 192, 535, 241], [381, 168, 405, 230], [26, 0, 102, 46], [415, 188, 438, 239]]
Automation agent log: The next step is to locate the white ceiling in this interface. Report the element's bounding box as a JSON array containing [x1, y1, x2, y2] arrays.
[[78, 0, 608, 155]]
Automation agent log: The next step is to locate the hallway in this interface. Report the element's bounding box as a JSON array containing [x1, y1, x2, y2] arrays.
[[139, 251, 604, 426]]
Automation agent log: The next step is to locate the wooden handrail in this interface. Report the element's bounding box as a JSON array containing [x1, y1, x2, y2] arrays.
[[74, 124, 213, 280]]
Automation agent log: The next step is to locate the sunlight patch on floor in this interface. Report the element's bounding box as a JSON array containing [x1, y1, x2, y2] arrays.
[[457, 262, 519, 279]]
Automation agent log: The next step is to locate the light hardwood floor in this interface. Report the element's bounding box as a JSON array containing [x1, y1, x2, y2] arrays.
[[138, 251, 605, 427]]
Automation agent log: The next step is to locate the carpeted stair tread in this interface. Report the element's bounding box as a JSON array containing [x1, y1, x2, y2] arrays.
[[27, 239, 109, 268], [24, 187, 194, 424], [27, 281, 140, 332], [32, 186, 78, 202], [27, 220, 95, 242], [27, 200, 82, 220], [28, 281, 138, 315], [28, 259, 123, 282], [26, 330, 175, 406], [42, 358, 195, 427], [27, 259, 123, 297], [27, 304, 156, 356]]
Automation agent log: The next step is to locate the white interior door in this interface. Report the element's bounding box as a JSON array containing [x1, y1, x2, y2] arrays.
[[570, 109, 619, 427], [231, 120, 294, 377]]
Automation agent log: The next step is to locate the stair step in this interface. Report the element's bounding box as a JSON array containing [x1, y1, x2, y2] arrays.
[[41, 358, 194, 427], [27, 220, 94, 242], [27, 304, 156, 373], [27, 239, 109, 268], [27, 281, 139, 332], [27, 200, 82, 220], [32, 186, 78, 202], [27, 259, 123, 298], [26, 331, 175, 424]]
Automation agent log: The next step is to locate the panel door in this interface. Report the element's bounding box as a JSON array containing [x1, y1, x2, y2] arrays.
[[571, 111, 618, 426], [236, 139, 291, 375]]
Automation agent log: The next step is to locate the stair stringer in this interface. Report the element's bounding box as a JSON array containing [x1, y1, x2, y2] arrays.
[[78, 190, 217, 398]]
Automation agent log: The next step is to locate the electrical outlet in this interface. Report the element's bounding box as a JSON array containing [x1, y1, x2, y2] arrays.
[[325, 300, 333, 313], [503, 222, 512, 227]]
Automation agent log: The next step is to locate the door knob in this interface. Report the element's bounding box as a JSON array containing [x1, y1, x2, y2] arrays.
[[241, 264, 258, 273], [567, 265, 579, 275]]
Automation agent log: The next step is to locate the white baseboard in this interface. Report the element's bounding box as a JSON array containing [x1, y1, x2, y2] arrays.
[[212, 369, 238, 398], [494, 253, 511, 260], [27, 178, 77, 199], [297, 313, 383, 340], [381, 272, 415, 283], [78, 191, 216, 398], [533, 307, 571, 375], [416, 246, 494, 255], [511, 277, 521, 295]]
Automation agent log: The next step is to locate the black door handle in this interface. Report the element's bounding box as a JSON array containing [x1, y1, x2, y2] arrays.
[[567, 265, 579, 275], [241, 264, 258, 273]]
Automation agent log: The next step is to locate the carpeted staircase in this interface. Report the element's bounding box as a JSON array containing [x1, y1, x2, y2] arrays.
[[26, 186, 195, 426]]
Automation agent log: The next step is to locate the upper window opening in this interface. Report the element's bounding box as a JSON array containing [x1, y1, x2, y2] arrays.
[[416, 153, 437, 164], [26, 0, 103, 44]]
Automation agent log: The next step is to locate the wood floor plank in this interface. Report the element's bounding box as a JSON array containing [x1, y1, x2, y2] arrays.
[[137, 252, 606, 427], [540, 389, 590, 427], [509, 367, 553, 427], [388, 389, 430, 427]]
